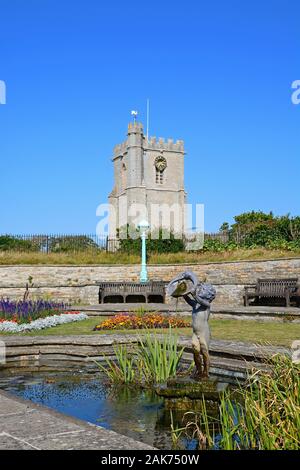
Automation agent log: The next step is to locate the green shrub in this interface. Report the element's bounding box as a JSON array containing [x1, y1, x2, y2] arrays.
[[49, 235, 99, 253], [221, 212, 300, 248], [0, 236, 38, 252], [119, 225, 184, 254], [201, 239, 238, 252]]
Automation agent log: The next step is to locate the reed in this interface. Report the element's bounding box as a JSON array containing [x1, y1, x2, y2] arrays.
[[96, 329, 184, 385], [183, 355, 300, 450], [94, 345, 136, 384], [137, 330, 185, 384]]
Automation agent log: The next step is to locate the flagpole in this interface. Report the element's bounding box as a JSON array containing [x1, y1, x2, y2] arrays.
[[146, 98, 150, 140]]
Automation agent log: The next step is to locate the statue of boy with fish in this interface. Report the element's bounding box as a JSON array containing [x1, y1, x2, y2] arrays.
[[167, 271, 216, 379]]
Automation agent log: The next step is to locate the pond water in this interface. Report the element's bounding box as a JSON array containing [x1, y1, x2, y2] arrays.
[[0, 369, 230, 450]]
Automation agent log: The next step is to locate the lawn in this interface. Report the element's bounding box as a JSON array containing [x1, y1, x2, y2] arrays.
[[1, 247, 300, 265], [1, 316, 300, 346]]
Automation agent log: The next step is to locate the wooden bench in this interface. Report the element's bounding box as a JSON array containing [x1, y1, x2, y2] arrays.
[[98, 281, 166, 304], [244, 278, 299, 307]]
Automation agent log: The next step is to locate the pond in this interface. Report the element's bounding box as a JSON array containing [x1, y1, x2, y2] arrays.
[[0, 369, 233, 450]]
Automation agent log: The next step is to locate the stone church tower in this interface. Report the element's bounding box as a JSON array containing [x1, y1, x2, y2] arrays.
[[108, 121, 186, 237]]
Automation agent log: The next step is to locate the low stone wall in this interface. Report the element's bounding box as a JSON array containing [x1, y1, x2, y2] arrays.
[[0, 335, 290, 380], [0, 334, 139, 370], [0, 258, 299, 306]]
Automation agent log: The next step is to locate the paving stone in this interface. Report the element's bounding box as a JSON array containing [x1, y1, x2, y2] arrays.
[[0, 433, 39, 450], [0, 408, 83, 440], [0, 392, 155, 450], [28, 429, 154, 450], [0, 393, 32, 417]]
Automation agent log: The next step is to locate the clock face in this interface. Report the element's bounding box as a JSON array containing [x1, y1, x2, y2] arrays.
[[155, 155, 167, 171]]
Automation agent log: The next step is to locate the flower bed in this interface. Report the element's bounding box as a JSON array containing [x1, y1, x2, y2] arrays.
[[0, 298, 88, 332], [0, 299, 68, 324], [94, 313, 191, 331], [0, 312, 88, 333]]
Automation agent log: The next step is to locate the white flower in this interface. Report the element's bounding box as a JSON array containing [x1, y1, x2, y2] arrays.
[[0, 313, 88, 333]]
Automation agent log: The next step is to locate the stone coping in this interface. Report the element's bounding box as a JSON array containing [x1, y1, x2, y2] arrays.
[[0, 334, 289, 363], [67, 303, 300, 321], [0, 389, 154, 450], [0, 335, 290, 403], [71, 303, 300, 314]]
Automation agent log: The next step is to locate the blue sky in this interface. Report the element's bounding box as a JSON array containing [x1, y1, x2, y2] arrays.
[[0, 0, 299, 234]]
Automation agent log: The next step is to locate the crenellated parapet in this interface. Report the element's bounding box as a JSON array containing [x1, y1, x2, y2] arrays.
[[127, 121, 143, 133], [145, 136, 184, 152], [113, 141, 127, 157], [114, 125, 184, 157]]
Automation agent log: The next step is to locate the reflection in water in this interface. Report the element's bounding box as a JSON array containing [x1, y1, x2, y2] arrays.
[[0, 371, 199, 449]]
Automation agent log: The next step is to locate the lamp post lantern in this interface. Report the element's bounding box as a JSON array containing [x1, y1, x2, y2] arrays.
[[137, 220, 150, 283]]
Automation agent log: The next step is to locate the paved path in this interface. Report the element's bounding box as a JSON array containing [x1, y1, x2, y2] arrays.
[[69, 303, 300, 315], [0, 389, 154, 450]]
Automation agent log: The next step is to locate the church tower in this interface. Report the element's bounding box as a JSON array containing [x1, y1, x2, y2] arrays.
[[108, 121, 186, 237]]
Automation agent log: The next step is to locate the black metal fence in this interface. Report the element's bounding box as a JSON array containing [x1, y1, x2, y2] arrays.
[[0, 234, 110, 253], [0, 232, 234, 254], [204, 230, 245, 244]]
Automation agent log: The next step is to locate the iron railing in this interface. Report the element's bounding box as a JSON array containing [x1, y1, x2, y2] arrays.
[[0, 231, 240, 253]]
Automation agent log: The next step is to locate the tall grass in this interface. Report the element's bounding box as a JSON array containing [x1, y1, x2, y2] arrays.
[[184, 355, 300, 450], [1, 247, 300, 265], [94, 345, 136, 384], [96, 329, 184, 385]]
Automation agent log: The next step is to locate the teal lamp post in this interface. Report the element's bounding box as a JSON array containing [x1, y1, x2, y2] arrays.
[[138, 220, 150, 283]]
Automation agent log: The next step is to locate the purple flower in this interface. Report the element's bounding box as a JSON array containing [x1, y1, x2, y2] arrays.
[[0, 298, 69, 324]]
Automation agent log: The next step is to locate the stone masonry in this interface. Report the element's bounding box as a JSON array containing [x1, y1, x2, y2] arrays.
[[0, 258, 299, 306], [108, 121, 186, 236]]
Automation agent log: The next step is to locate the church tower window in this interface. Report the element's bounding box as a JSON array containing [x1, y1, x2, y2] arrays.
[[154, 155, 167, 185], [121, 162, 126, 190], [156, 168, 164, 184]]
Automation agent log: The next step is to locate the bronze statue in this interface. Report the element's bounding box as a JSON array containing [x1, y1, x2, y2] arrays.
[[167, 271, 216, 379]]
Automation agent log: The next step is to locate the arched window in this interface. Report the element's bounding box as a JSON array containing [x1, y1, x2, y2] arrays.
[[156, 168, 164, 184], [121, 162, 126, 190]]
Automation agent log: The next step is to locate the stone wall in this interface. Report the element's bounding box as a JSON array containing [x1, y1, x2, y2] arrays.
[[0, 258, 299, 306]]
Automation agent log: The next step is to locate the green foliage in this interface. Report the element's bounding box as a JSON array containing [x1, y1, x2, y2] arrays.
[[0, 235, 38, 252], [2, 212, 300, 257], [0, 235, 99, 253], [202, 239, 238, 252], [219, 222, 229, 232], [94, 345, 136, 384], [96, 329, 184, 385], [219, 211, 300, 250], [138, 330, 185, 383], [183, 355, 300, 450], [49, 235, 98, 253], [132, 306, 150, 318], [118, 212, 300, 255], [233, 210, 274, 226], [119, 225, 184, 254]]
